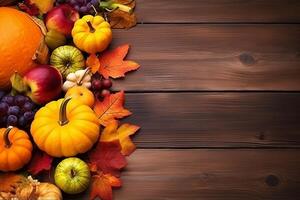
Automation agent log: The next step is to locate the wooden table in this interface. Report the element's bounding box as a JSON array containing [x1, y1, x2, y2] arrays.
[[73, 0, 300, 199]]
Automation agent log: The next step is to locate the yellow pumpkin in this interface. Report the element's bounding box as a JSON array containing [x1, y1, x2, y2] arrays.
[[0, 126, 33, 172], [71, 15, 112, 54], [30, 97, 100, 157]]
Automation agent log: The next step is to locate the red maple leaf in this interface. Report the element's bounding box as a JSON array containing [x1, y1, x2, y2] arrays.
[[88, 140, 127, 177], [98, 44, 140, 79], [27, 151, 53, 175], [93, 91, 131, 126]]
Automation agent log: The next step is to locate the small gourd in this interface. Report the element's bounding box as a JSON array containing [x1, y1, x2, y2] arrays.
[[0, 126, 33, 171], [71, 15, 112, 54], [62, 68, 92, 91], [30, 97, 100, 157]]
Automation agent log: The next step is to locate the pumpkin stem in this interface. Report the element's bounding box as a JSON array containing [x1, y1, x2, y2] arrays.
[[86, 21, 95, 33], [3, 126, 13, 148], [70, 169, 76, 178], [78, 67, 91, 85], [59, 97, 72, 126]]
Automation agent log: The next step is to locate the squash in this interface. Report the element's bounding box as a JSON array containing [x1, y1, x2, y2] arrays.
[[71, 15, 112, 54], [65, 86, 95, 108], [62, 68, 92, 91], [31, 97, 100, 157], [16, 176, 62, 200], [0, 126, 33, 172], [0, 7, 48, 89]]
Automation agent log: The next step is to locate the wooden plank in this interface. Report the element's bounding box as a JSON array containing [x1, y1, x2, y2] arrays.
[[136, 0, 300, 23], [66, 149, 300, 200], [122, 93, 300, 148], [112, 24, 300, 91]]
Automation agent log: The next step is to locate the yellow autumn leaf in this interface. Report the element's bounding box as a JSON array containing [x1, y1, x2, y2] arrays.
[[101, 122, 140, 156]]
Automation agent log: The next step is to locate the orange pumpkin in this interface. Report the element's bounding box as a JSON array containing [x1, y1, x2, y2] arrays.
[[65, 86, 95, 107], [0, 126, 33, 171], [0, 7, 48, 89]]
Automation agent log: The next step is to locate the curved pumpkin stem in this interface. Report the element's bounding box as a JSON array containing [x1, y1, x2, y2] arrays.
[[78, 67, 91, 86], [3, 126, 13, 148], [86, 21, 95, 33], [59, 97, 72, 126]]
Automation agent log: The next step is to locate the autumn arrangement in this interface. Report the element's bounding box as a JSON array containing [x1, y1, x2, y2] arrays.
[[0, 0, 139, 199]]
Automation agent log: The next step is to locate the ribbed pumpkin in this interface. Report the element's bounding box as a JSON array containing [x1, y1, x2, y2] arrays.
[[31, 97, 100, 157], [72, 15, 112, 54], [0, 7, 48, 89], [0, 126, 33, 172]]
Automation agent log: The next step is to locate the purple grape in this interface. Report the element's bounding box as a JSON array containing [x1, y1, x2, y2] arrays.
[[2, 95, 14, 105], [15, 95, 26, 106], [18, 116, 27, 127], [86, 2, 92, 9], [91, 0, 98, 6], [0, 116, 7, 125], [74, 5, 80, 11], [0, 91, 5, 100], [0, 102, 9, 115], [7, 115, 18, 126], [79, 6, 88, 13], [23, 102, 34, 112], [70, 0, 77, 5], [24, 111, 35, 121], [8, 106, 20, 116]]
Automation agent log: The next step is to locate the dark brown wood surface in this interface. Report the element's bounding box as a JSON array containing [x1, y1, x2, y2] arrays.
[[69, 1, 300, 199], [136, 0, 300, 23], [112, 25, 300, 91], [124, 93, 300, 148]]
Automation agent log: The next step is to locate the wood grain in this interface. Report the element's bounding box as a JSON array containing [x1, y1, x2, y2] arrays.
[[136, 0, 300, 23], [112, 24, 300, 91], [65, 149, 300, 200], [123, 93, 300, 148]]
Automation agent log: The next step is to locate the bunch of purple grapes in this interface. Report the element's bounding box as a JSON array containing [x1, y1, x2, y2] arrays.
[[0, 91, 38, 129], [57, 0, 100, 14]]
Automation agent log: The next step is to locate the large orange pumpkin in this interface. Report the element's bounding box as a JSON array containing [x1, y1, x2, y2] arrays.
[[0, 7, 48, 89]]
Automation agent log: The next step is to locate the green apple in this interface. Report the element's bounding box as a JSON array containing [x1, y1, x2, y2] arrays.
[[45, 29, 67, 50], [50, 45, 85, 79], [54, 157, 91, 194]]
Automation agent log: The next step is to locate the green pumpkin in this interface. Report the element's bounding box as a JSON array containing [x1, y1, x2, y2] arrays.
[[50, 45, 85, 78]]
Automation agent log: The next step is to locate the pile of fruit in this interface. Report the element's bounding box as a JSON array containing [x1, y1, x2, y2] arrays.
[[0, 1, 139, 200]]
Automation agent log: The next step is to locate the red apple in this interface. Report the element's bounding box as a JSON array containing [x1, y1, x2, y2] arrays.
[[45, 4, 79, 36], [23, 65, 63, 104]]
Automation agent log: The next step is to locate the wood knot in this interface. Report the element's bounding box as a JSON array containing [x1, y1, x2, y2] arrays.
[[265, 175, 279, 187], [257, 132, 265, 140], [239, 53, 256, 65]]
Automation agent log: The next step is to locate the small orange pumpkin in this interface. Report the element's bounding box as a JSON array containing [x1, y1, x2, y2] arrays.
[[31, 97, 100, 157], [0, 126, 33, 172], [65, 86, 95, 107]]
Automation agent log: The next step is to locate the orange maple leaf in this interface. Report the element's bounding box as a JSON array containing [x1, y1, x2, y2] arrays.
[[101, 121, 140, 156], [86, 54, 100, 74], [98, 44, 140, 79], [90, 172, 122, 200], [93, 91, 131, 126]]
